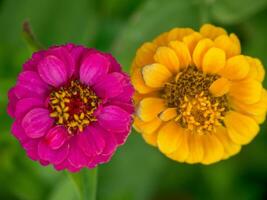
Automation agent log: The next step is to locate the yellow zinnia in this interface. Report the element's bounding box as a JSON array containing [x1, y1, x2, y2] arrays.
[[131, 24, 267, 165]]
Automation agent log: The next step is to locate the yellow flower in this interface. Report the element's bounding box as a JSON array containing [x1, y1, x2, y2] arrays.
[[131, 24, 267, 165]]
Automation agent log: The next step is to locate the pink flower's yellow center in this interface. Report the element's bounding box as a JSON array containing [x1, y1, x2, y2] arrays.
[[49, 80, 100, 134], [163, 66, 229, 134]]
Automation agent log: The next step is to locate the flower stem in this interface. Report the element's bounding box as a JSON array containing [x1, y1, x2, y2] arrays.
[[22, 20, 44, 52], [68, 168, 98, 200]]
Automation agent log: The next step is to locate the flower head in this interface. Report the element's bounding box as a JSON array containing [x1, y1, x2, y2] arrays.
[[8, 44, 134, 171], [131, 24, 267, 164]]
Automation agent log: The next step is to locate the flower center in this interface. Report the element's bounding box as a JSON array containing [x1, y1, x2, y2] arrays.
[[163, 66, 229, 134], [49, 80, 100, 134]]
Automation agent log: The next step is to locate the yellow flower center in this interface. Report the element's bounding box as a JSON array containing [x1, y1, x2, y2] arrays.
[[163, 66, 228, 134], [49, 80, 100, 134]]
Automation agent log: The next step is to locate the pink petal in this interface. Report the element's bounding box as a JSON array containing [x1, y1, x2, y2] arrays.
[[44, 126, 68, 150], [111, 73, 134, 102], [47, 46, 75, 78], [23, 140, 40, 161], [54, 159, 81, 172], [93, 154, 113, 166], [11, 120, 29, 144], [100, 127, 117, 156], [104, 53, 121, 72], [112, 130, 131, 145], [40, 160, 50, 166], [68, 44, 89, 76], [78, 125, 106, 157], [22, 108, 53, 138], [98, 105, 132, 133], [38, 140, 69, 165], [79, 52, 110, 86], [68, 137, 92, 168], [38, 55, 68, 87], [7, 87, 19, 118], [15, 98, 44, 119], [16, 71, 49, 98], [107, 101, 134, 114], [23, 50, 45, 71], [93, 72, 124, 99]]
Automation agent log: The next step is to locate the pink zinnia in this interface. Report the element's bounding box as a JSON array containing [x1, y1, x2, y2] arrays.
[[7, 44, 134, 172]]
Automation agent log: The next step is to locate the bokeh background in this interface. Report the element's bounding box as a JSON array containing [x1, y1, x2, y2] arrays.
[[0, 0, 267, 199]]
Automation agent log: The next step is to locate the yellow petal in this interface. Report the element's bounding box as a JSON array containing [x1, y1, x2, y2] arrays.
[[202, 47, 226, 74], [168, 41, 191, 68], [134, 42, 158, 68], [133, 117, 162, 135], [214, 34, 241, 58], [186, 133, 204, 164], [153, 32, 168, 46], [246, 57, 265, 82], [201, 134, 224, 165], [158, 108, 177, 121], [142, 132, 158, 147], [142, 63, 172, 88], [200, 24, 227, 40], [230, 90, 267, 116], [251, 112, 266, 124], [167, 132, 189, 162], [214, 126, 241, 159], [131, 67, 156, 94], [157, 121, 184, 154], [224, 111, 259, 145], [133, 90, 160, 106], [154, 47, 180, 73], [209, 77, 231, 97], [167, 28, 195, 42], [193, 38, 214, 69], [137, 97, 166, 122], [229, 78, 262, 104], [183, 32, 203, 55], [221, 55, 250, 80]]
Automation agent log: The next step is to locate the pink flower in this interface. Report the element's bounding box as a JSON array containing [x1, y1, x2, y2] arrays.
[[7, 44, 134, 172]]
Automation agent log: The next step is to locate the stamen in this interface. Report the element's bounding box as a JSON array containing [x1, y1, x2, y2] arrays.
[[163, 66, 228, 134], [49, 80, 100, 134]]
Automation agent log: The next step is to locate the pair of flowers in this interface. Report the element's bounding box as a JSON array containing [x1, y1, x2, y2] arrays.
[[7, 24, 267, 172]]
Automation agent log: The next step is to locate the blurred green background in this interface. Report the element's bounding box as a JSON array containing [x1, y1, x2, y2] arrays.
[[0, 0, 267, 199]]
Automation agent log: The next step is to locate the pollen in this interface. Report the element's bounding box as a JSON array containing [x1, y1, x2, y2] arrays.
[[49, 80, 100, 134], [163, 66, 228, 134]]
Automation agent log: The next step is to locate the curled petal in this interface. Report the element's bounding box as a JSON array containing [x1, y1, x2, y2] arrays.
[[38, 140, 69, 165], [200, 24, 227, 40], [133, 117, 162, 135], [22, 108, 53, 138], [80, 52, 110, 85], [221, 55, 250, 80], [98, 105, 132, 133], [154, 47, 180, 73], [209, 77, 231, 97], [38, 55, 68, 87], [137, 97, 166, 122], [202, 47, 226, 74], [44, 126, 68, 150], [214, 34, 241, 58], [193, 38, 214, 69], [142, 63, 172, 88]]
